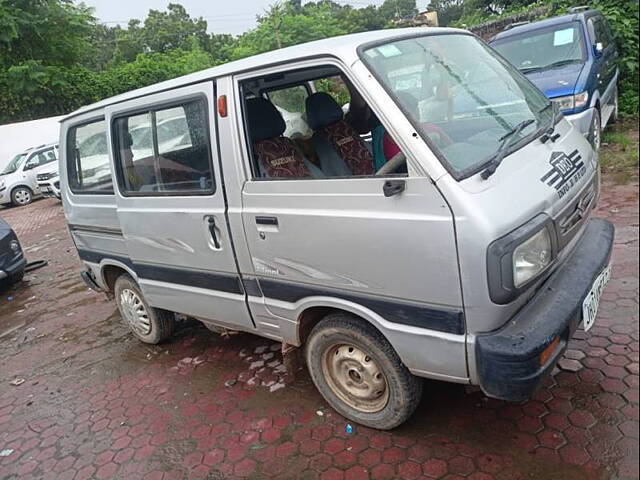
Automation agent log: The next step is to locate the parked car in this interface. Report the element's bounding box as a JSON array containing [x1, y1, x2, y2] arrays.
[[0, 143, 59, 206], [0, 217, 26, 289], [490, 7, 619, 150], [59, 28, 614, 430], [36, 162, 61, 200]]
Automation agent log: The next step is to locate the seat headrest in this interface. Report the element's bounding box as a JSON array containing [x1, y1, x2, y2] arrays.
[[306, 92, 344, 130], [246, 97, 286, 142]]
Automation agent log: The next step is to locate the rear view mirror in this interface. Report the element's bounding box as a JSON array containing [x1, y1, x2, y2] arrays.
[[594, 42, 604, 55]]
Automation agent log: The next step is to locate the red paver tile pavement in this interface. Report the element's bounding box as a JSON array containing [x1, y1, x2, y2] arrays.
[[0, 179, 637, 479]]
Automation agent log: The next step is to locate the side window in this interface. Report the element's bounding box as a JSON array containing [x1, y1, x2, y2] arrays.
[[36, 148, 57, 167], [240, 66, 407, 181], [114, 99, 214, 195], [67, 120, 113, 194], [590, 19, 609, 49], [23, 154, 40, 171]]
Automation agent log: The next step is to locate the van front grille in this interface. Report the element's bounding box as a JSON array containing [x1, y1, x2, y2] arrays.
[[555, 179, 597, 249]]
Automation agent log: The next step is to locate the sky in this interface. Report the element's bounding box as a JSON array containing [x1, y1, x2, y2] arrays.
[[80, 0, 431, 36]]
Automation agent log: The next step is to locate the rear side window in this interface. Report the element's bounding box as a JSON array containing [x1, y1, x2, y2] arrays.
[[113, 99, 214, 196], [68, 120, 113, 194]]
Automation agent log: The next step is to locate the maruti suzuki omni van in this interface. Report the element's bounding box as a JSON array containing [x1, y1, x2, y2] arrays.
[[60, 28, 614, 430]]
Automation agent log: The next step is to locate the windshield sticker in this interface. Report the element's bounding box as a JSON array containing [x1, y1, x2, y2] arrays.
[[377, 44, 402, 58], [553, 28, 574, 46], [540, 150, 586, 198]]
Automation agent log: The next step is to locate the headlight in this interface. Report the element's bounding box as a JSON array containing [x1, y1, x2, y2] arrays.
[[552, 92, 589, 112], [10, 240, 20, 253], [513, 228, 552, 287], [487, 214, 557, 304]]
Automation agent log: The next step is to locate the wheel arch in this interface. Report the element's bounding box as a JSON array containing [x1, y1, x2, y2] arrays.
[[99, 260, 138, 292]]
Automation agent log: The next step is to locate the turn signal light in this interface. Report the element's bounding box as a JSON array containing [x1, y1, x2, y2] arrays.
[[217, 95, 228, 118], [539, 336, 560, 366]]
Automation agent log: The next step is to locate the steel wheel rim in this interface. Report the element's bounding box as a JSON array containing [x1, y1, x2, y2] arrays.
[[14, 189, 31, 205], [321, 343, 389, 413], [119, 288, 151, 336]]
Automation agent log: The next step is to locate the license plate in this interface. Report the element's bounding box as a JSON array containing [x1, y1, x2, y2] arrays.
[[582, 264, 611, 331]]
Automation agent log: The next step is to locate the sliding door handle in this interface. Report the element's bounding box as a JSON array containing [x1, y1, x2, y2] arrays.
[[256, 216, 278, 226], [207, 217, 221, 249]]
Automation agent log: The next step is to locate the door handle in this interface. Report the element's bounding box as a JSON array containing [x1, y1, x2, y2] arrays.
[[256, 217, 278, 227], [256, 216, 278, 226], [383, 179, 406, 197], [207, 217, 221, 249]]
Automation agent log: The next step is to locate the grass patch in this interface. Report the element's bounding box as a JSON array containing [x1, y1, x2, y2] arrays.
[[600, 117, 639, 183]]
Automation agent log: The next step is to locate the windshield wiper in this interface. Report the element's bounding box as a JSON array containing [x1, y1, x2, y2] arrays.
[[520, 58, 580, 74], [481, 119, 536, 180]]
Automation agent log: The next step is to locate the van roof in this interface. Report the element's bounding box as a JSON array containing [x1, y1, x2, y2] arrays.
[[62, 27, 464, 122]]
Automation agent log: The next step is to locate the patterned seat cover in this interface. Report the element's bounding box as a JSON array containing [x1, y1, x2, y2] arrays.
[[321, 120, 375, 176], [253, 137, 311, 178]]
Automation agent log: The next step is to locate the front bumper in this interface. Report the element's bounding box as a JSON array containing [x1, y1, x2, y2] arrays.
[[564, 107, 594, 138], [476, 218, 614, 402], [0, 255, 27, 281], [37, 180, 61, 198]]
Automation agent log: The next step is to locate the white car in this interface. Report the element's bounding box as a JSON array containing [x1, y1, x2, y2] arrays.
[[0, 143, 58, 207], [36, 162, 61, 200]]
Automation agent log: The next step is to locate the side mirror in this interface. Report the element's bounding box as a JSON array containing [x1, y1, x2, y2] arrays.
[[594, 42, 604, 56]]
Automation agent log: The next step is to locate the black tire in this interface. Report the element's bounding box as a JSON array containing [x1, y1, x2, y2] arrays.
[[11, 186, 33, 207], [114, 274, 174, 344], [305, 313, 423, 430], [589, 108, 602, 151]]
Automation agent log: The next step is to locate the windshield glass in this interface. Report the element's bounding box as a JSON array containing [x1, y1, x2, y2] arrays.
[[492, 22, 586, 73], [2, 153, 27, 175], [362, 34, 553, 178]]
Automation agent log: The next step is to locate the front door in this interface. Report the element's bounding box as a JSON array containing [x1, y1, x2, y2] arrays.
[[229, 61, 467, 379], [105, 82, 254, 331]]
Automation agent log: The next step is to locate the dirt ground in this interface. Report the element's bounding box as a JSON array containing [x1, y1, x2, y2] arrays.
[[0, 176, 638, 480]]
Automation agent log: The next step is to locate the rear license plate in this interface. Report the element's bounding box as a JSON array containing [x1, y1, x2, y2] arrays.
[[582, 264, 611, 332]]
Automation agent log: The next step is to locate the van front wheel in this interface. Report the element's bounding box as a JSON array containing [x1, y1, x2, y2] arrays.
[[114, 274, 174, 344], [305, 313, 422, 430]]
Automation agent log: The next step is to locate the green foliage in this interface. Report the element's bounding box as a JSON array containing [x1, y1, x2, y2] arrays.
[[0, 0, 95, 68], [2, 0, 635, 124]]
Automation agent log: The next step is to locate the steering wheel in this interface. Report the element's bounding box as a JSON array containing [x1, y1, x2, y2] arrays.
[[376, 151, 406, 176]]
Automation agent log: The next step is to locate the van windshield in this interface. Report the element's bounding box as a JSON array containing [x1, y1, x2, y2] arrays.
[[361, 33, 553, 178], [2, 153, 27, 175], [491, 22, 586, 74]]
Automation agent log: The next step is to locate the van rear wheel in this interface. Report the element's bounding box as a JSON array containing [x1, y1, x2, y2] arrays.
[[305, 313, 422, 430], [114, 274, 174, 344]]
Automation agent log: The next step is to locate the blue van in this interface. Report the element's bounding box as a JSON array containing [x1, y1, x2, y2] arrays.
[[490, 7, 619, 150]]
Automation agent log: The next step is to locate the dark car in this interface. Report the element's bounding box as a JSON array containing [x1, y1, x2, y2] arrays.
[[490, 7, 619, 150], [0, 217, 26, 289]]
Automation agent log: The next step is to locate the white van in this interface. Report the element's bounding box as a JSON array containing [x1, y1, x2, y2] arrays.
[[60, 28, 614, 429], [1, 143, 59, 206]]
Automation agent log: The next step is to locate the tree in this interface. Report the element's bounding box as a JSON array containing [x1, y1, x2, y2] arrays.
[[0, 0, 96, 68], [112, 3, 209, 63]]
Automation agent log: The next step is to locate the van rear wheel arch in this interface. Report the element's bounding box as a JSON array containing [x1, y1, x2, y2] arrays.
[[101, 263, 136, 292]]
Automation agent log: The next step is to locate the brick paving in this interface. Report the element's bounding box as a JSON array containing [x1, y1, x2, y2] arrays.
[[0, 180, 638, 480]]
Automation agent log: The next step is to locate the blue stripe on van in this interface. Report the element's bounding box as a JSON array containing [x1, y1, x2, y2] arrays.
[[258, 278, 465, 335], [76, 249, 243, 295], [76, 249, 464, 334]]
